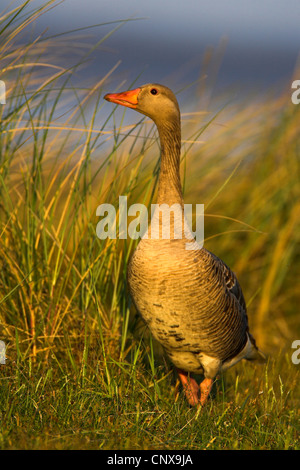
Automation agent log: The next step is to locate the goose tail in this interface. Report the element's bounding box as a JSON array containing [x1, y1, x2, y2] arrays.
[[246, 333, 267, 363]]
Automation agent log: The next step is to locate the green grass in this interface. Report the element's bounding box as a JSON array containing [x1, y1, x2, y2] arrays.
[[0, 351, 299, 450], [0, 0, 299, 450]]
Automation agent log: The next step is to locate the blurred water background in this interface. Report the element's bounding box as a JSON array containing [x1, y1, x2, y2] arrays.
[[2, 0, 300, 104]]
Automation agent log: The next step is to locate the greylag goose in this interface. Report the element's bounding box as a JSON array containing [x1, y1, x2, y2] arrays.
[[104, 84, 265, 406]]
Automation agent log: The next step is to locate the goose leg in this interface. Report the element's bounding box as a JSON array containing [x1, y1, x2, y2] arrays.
[[177, 369, 199, 406], [199, 377, 213, 406]]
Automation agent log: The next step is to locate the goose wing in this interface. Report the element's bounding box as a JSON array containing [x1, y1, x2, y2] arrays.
[[208, 250, 266, 363]]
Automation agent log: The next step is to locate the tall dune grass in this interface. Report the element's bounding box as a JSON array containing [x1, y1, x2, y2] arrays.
[[0, 0, 299, 450]]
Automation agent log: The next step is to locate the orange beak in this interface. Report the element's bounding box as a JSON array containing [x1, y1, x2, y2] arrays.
[[104, 87, 141, 109]]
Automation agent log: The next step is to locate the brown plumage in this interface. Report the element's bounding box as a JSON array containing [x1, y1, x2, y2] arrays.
[[104, 84, 265, 406]]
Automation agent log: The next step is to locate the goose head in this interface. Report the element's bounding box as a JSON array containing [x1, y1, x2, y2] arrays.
[[104, 83, 180, 126]]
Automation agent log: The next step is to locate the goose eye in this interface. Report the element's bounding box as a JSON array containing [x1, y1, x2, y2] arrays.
[[150, 88, 158, 95]]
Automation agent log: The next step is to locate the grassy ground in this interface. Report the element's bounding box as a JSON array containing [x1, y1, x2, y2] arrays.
[[0, 1, 299, 450], [0, 351, 298, 450]]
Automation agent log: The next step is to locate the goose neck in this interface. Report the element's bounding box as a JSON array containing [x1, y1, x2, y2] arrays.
[[156, 119, 183, 206]]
